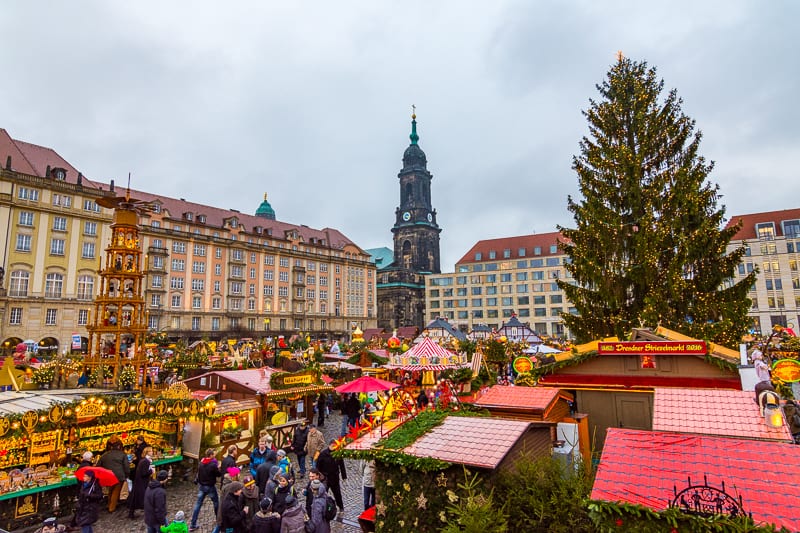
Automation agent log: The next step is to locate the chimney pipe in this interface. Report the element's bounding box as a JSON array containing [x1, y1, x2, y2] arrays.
[[5, 156, 10, 169]]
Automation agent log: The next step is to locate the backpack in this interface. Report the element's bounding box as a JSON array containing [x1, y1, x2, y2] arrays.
[[324, 494, 337, 521]]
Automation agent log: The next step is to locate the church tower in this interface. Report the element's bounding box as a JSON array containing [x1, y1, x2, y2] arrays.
[[391, 111, 441, 274], [374, 111, 442, 330]]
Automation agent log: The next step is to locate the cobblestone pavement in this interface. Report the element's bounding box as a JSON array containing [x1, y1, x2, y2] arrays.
[[86, 412, 363, 533]]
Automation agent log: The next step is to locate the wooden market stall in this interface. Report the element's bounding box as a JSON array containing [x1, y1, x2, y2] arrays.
[[0, 388, 194, 531], [182, 367, 332, 453]]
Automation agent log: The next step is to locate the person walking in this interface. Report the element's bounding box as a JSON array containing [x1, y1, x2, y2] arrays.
[[250, 497, 281, 533], [289, 419, 309, 478], [304, 424, 326, 470], [75, 470, 104, 533], [211, 468, 240, 533], [315, 440, 347, 518], [306, 480, 331, 533], [316, 394, 326, 428], [144, 470, 169, 533], [220, 481, 248, 533], [219, 445, 238, 487], [160, 510, 188, 533], [345, 393, 361, 431], [278, 495, 305, 533], [303, 469, 326, 520], [97, 437, 129, 513], [129, 446, 154, 519], [189, 448, 222, 531], [362, 459, 376, 510], [250, 437, 276, 478]]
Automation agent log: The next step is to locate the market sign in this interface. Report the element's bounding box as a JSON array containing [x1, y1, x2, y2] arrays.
[[512, 356, 534, 374], [772, 359, 800, 383], [598, 341, 707, 355], [273, 370, 316, 387], [71, 333, 82, 350], [15, 494, 37, 518]]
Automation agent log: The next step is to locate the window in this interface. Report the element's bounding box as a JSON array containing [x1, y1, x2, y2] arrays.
[[215, 248, 222, 259], [151, 220, 161, 228], [52, 216, 67, 231], [265, 255, 275, 266], [264, 271, 274, 281], [9, 308, 22, 325], [18, 212, 34, 226], [83, 199, 99, 212], [516, 272, 528, 281], [9, 271, 29, 297], [211, 317, 220, 331], [551, 307, 563, 316], [503, 249, 511, 258], [502, 297, 513, 306], [516, 284, 528, 293], [550, 294, 563, 304], [172, 241, 186, 254], [501, 273, 512, 282], [264, 286, 274, 296], [192, 261, 206, 274], [18, 187, 39, 201], [191, 279, 205, 291], [214, 281, 221, 292], [212, 297, 221, 309], [231, 265, 243, 278], [471, 298, 482, 306], [194, 244, 206, 256], [148, 315, 159, 329], [756, 222, 776, 240], [82, 242, 95, 258], [232, 249, 244, 261], [518, 296, 529, 305], [783, 219, 800, 238], [231, 282, 243, 294], [151, 294, 162, 307], [53, 194, 72, 207], [170, 277, 185, 289], [78, 309, 89, 325], [279, 257, 289, 267], [215, 264, 222, 275], [45, 309, 57, 325], [45, 273, 63, 298], [457, 288, 467, 296], [550, 245, 558, 253], [250, 268, 257, 279], [50, 238, 65, 255], [152, 256, 165, 269], [192, 296, 202, 309], [83, 221, 97, 235], [171, 295, 181, 307], [488, 251, 496, 259], [192, 317, 201, 330], [151, 275, 163, 288], [77, 275, 94, 300], [171, 259, 185, 271], [279, 272, 289, 282]]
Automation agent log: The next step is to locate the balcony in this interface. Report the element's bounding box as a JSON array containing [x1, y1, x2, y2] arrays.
[[148, 246, 168, 255]]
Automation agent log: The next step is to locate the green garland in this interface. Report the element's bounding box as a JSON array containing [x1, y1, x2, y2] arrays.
[[345, 349, 388, 366], [588, 500, 791, 532]]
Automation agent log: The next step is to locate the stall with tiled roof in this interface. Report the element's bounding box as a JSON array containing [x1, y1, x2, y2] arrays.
[[592, 428, 800, 531]]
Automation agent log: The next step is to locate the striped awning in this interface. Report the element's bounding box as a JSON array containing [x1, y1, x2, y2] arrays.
[[470, 351, 484, 376], [401, 337, 457, 359], [388, 364, 467, 372]]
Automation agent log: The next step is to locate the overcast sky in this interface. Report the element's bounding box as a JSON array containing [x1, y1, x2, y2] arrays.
[[2, 1, 798, 269]]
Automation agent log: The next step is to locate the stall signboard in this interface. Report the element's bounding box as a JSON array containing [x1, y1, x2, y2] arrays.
[[598, 341, 707, 355], [772, 359, 800, 383], [273, 370, 317, 387], [71, 334, 82, 350], [512, 356, 533, 374], [14, 494, 37, 518]]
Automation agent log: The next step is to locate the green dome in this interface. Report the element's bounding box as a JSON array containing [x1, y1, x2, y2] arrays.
[[255, 193, 276, 220]]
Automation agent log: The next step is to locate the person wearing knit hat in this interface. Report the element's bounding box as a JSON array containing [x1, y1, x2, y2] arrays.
[[276, 449, 293, 480], [240, 474, 259, 530], [145, 468, 169, 533], [75, 469, 103, 533], [280, 493, 306, 532], [307, 478, 332, 533], [159, 510, 188, 533], [227, 466, 241, 479], [251, 497, 280, 533], [220, 481, 247, 532], [80, 451, 94, 468], [39, 517, 66, 533]]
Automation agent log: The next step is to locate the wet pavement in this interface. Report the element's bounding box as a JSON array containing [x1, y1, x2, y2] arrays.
[[70, 412, 364, 533]]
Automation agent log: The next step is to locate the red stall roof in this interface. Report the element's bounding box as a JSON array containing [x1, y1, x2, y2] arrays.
[[592, 428, 800, 531], [653, 388, 792, 442], [473, 385, 572, 416]]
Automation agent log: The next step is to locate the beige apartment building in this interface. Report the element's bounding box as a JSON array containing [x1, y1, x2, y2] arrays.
[[425, 232, 575, 338], [726, 208, 800, 335], [0, 128, 376, 355]]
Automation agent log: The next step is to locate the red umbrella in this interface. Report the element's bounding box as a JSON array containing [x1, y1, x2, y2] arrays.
[[335, 376, 399, 393], [75, 466, 120, 487]]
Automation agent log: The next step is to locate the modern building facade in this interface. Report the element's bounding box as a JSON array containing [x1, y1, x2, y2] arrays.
[[725, 208, 800, 334], [425, 232, 575, 338], [0, 127, 377, 355], [375, 113, 441, 330]]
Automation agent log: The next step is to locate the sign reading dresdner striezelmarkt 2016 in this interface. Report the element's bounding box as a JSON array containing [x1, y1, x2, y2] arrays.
[[597, 341, 707, 356]]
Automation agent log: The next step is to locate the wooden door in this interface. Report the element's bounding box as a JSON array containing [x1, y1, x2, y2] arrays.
[[614, 393, 652, 430]]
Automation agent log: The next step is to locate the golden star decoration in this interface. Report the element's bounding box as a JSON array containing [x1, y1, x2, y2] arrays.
[[392, 491, 404, 505], [436, 472, 448, 487], [416, 492, 428, 509], [375, 502, 387, 516]]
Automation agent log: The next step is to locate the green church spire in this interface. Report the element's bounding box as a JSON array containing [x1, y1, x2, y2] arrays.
[[410, 104, 419, 145]]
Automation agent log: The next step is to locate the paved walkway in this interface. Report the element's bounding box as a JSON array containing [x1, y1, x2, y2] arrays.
[[87, 412, 363, 533]]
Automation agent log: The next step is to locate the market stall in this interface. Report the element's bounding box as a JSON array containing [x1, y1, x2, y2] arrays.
[[0, 389, 198, 531]]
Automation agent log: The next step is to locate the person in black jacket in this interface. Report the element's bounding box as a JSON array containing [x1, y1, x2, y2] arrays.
[[129, 446, 154, 519], [75, 470, 104, 533], [189, 448, 222, 531], [289, 420, 309, 478], [220, 481, 247, 533], [344, 394, 361, 431], [219, 445, 237, 488], [144, 470, 168, 533], [250, 497, 281, 533], [315, 440, 347, 516], [316, 394, 326, 427]]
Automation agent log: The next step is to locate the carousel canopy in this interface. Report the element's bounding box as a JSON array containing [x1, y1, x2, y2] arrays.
[[388, 336, 466, 371]]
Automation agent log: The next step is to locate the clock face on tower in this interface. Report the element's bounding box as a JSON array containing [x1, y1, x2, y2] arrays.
[[402, 211, 411, 222], [427, 213, 433, 223]]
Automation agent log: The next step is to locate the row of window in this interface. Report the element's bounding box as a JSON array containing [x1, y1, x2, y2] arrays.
[[8, 271, 94, 299], [8, 307, 89, 326], [429, 308, 572, 320], [474, 244, 560, 261], [15, 235, 98, 258], [430, 282, 562, 297], [17, 187, 100, 212]]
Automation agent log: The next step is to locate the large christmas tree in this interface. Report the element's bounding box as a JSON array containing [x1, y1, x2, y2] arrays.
[[558, 56, 757, 346]]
